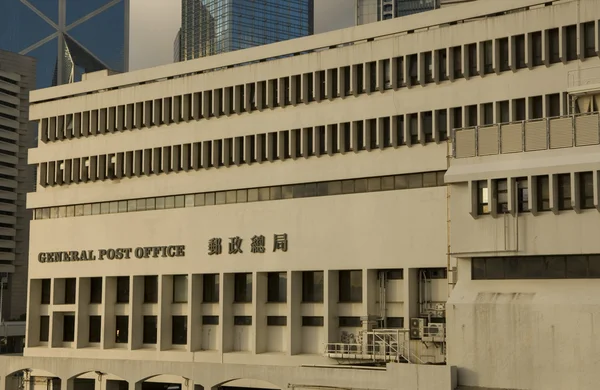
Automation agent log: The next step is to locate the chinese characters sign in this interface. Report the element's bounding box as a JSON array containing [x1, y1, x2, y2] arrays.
[[208, 234, 288, 255]]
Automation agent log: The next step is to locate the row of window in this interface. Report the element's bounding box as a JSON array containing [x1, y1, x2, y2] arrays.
[[33, 171, 446, 220], [472, 254, 600, 280], [476, 171, 597, 216], [40, 313, 405, 346], [39, 269, 408, 307], [37, 20, 598, 143]]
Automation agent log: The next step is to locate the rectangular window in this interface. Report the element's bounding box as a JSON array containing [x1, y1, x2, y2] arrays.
[[557, 173, 572, 210], [498, 38, 509, 72], [115, 316, 129, 343], [267, 272, 287, 303], [496, 179, 508, 214], [408, 54, 418, 85], [580, 172, 595, 209], [90, 277, 102, 304], [565, 25, 578, 61], [483, 41, 493, 74], [143, 316, 157, 344], [467, 43, 478, 76], [477, 180, 489, 215], [437, 110, 448, 141], [584, 22, 596, 58], [437, 49, 448, 81], [202, 315, 219, 325], [339, 316, 361, 327], [385, 269, 404, 280], [172, 316, 187, 345], [203, 274, 219, 303], [64, 278, 76, 304], [515, 35, 526, 69], [452, 46, 462, 79], [516, 177, 530, 212], [467, 105, 477, 127], [302, 316, 324, 327], [548, 28, 560, 64], [89, 316, 101, 343], [472, 255, 600, 280], [234, 316, 252, 326], [173, 275, 188, 303], [514, 98, 526, 121], [424, 52, 433, 83], [422, 112, 433, 143], [482, 103, 493, 125], [532, 31, 543, 66], [144, 276, 158, 303], [267, 316, 287, 326], [395, 57, 404, 86], [537, 176, 551, 212], [498, 101, 510, 123], [63, 315, 75, 342], [302, 271, 324, 302], [40, 316, 49, 342], [234, 273, 252, 303], [339, 270, 362, 303], [41, 279, 51, 304], [116, 276, 129, 303], [530, 96, 543, 119]]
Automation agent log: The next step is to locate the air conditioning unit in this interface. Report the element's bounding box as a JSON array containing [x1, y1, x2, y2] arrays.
[[422, 323, 446, 343], [409, 318, 426, 339]]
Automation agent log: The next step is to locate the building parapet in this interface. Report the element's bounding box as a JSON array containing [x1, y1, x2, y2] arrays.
[[452, 112, 600, 158]]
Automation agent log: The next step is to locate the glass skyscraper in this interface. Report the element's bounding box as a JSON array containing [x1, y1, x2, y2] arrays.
[[177, 0, 314, 61], [0, 0, 129, 89], [356, 0, 439, 25]]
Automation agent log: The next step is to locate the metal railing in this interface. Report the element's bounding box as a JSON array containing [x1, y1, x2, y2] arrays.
[[452, 111, 600, 158]]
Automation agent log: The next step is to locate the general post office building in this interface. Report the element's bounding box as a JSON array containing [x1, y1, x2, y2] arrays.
[[4, 0, 600, 389]]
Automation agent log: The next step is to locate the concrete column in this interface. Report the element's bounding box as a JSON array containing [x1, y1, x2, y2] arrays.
[[324, 271, 338, 344], [192, 92, 201, 119], [61, 377, 74, 390], [559, 27, 566, 64], [462, 44, 470, 79], [189, 274, 202, 352], [363, 270, 378, 318], [202, 91, 211, 119], [287, 271, 301, 355], [542, 30, 549, 66], [220, 273, 234, 353], [254, 272, 267, 354], [403, 268, 419, 322], [351, 65, 359, 96], [223, 88, 232, 116], [130, 276, 143, 350], [509, 36, 515, 71], [159, 275, 173, 351], [213, 89, 221, 118], [433, 50, 440, 83]]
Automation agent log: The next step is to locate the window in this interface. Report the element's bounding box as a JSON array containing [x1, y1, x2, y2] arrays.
[[234, 316, 252, 326], [339, 316, 361, 327], [514, 98, 526, 121], [467, 43, 478, 76], [580, 172, 594, 209], [64, 278, 76, 304], [530, 96, 543, 119], [467, 105, 477, 127], [516, 177, 530, 212], [477, 181, 489, 215], [234, 273, 252, 303], [496, 179, 508, 213], [424, 52, 433, 83], [532, 31, 543, 66], [144, 276, 158, 303], [89, 316, 101, 343], [173, 275, 188, 303], [339, 270, 362, 303], [202, 315, 219, 325], [408, 54, 418, 85], [172, 316, 187, 345], [267, 272, 287, 303], [557, 174, 572, 210], [584, 22, 596, 58], [422, 112, 433, 142], [452, 46, 462, 79], [203, 274, 219, 303], [437, 49, 448, 81], [473, 255, 600, 280], [115, 316, 128, 343], [267, 316, 287, 326], [515, 35, 526, 69], [302, 316, 324, 327], [302, 271, 324, 302], [40, 316, 49, 342], [548, 94, 561, 117], [537, 176, 551, 212], [548, 28, 560, 64], [498, 101, 509, 123], [63, 314, 75, 342], [90, 277, 102, 304], [565, 25, 577, 61], [437, 109, 448, 141], [483, 41, 493, 74], [116, 277, 129, 303], [41, 279, 51, 304], [482, 103, 493, 125], [141, 316, 157, 344], [498, 38, 509, 72], [387, 317, 404, 328]]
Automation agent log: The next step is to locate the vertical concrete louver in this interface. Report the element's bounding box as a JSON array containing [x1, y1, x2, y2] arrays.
[[0, 50, 36, 321]]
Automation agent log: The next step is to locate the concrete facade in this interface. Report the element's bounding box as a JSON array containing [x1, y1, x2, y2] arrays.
[[0, 50, 36, 323], [6, 0, 600, 389]]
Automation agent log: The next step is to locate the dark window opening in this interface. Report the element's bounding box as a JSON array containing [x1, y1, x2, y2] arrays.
[[143, 315, 157, 344], [558, 173, 572, 210], [339, 270, 362, 303], [537, 176, 551, 212], [302, 271, 324, 303]]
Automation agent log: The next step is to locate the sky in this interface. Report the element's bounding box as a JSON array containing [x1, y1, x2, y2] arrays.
[[129, 0, 355, 71]]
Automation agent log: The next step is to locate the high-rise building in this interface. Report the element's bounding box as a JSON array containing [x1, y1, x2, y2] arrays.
[[0, 0, 130, 89], [176, 0, 314, 61], [0, 50, 36, 329], [356, 0, 439, 25]]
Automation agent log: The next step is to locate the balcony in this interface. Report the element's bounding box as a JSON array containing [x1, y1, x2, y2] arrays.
[[452, 112, 600, 159]]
